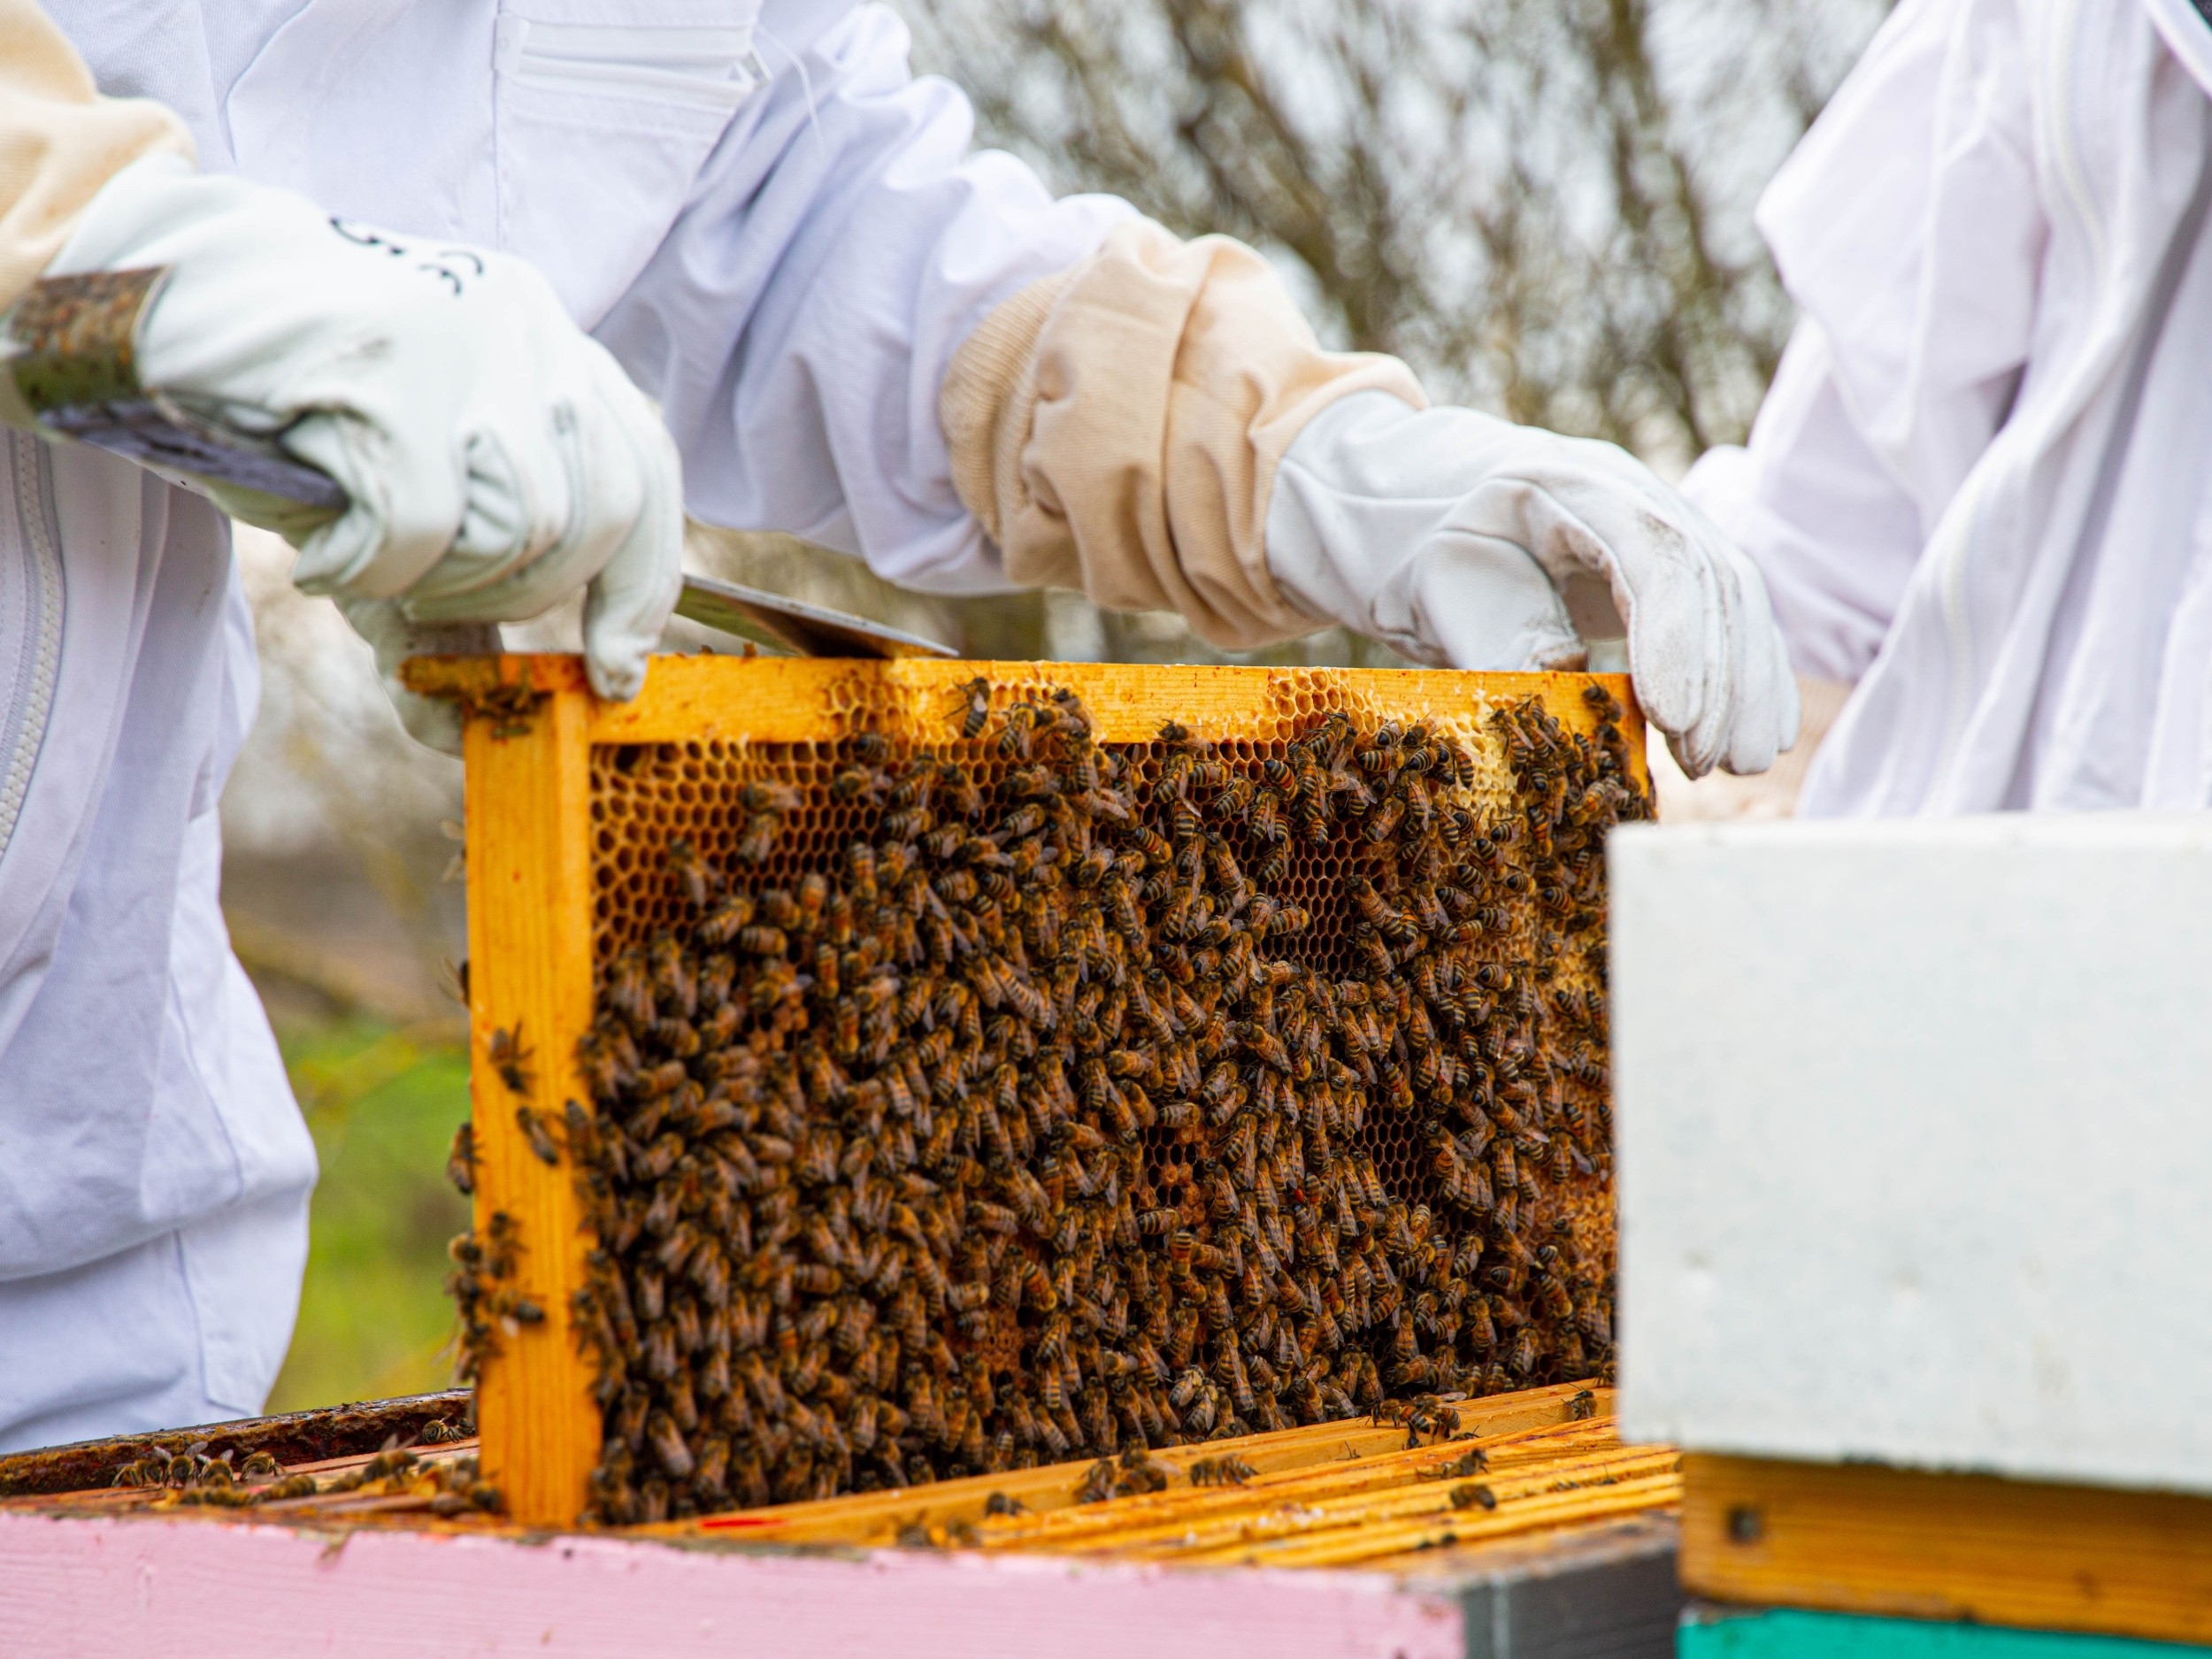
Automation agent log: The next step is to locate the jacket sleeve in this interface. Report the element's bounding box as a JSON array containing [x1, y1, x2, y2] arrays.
[[939, 220, 1424, 652], [593, 4, 1423, 644], [0, 0, 193, 314], [592, 4, 1130, 595], [1681, 0, 2044, 683]]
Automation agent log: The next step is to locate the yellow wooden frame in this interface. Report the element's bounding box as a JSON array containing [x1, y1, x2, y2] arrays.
[[402, 652, 1641, 1528], [1682, 1453, 2212, 1647]]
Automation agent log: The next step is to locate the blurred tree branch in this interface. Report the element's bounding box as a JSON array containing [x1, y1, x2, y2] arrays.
[[910, 0, 1886, 473]]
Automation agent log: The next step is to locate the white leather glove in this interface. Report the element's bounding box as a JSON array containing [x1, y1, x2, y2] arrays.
[[1268, 391, 1800, 778], [49, 155, 682, 714], [338, 603, 498, 757]]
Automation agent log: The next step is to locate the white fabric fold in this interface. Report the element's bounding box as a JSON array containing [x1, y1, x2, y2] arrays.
[[0, 442, 314, 1443]]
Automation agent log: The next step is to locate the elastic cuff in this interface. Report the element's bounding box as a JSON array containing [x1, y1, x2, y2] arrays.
[[939, 265, 1083, 545]]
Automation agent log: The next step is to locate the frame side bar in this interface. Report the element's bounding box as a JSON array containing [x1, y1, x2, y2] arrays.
[[465, 677, 602, 1526]]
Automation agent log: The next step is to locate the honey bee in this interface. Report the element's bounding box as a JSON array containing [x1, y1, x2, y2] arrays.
[[734, 926, 787, 958], [1250, 790, 1285, 845], [695, 895, 757, 949], [960, 677, 992, 738], [488, 1024, 534, 1094], [845, 841, 879, 902], [1187, 1453, 1256, 1487], [666, 837, 718, 911], [1580, 682, 1624, 721], [832, 764, 886, 804], [885, 803, 937, 845], [741, 780, 800, 816], [516, 1106, 561, 1167], [996, 703, 1037, 761], [737, 811, 780, 864], [935, 763, 985, 818], [447, 1121, 478, 1196], [1181, 1387, 1219, 1439]]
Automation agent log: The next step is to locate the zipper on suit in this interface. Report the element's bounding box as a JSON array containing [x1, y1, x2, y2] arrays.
[[0, 433, 65, 865]]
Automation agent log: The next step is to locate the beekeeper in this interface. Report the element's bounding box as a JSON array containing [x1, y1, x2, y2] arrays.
[[1686, 0, 2212, 815], [0, 0, 1795, 1450]]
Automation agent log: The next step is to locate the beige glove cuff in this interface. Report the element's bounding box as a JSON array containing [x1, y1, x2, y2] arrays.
[[941, 218, 1426, 652], [0, 1, 194, 315]]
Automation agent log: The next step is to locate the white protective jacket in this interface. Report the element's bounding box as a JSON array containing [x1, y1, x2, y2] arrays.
[[3, 0, 1129, 1448], [1686, 0, 2212, 814]]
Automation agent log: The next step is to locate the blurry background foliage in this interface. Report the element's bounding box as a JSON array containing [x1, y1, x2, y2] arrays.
[[236, 0, 1886, 1412]]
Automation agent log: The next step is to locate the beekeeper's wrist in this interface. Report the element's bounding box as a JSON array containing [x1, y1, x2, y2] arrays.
[[0, 5, 194, 316], [941, 217, 1426, 652], [1265, 392, 1583, 671]]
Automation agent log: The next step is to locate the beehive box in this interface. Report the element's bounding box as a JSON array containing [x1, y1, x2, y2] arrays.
[[401, 655, 1647, 1529], [1610, 815, 2212, 1647], [0, 1383, 1683, 1659]]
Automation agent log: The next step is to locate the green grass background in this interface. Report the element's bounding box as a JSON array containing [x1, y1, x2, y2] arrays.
[[267, 1018, 472, 1411]]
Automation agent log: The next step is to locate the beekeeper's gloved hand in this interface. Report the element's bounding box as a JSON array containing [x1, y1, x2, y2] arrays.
[[49, 155, 683, 749], [1267, 392, 1800, 778]]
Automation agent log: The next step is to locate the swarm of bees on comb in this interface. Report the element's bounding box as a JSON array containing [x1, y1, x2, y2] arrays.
[[456, 680, 1644, 1525], [108, 1440, 499, 1516]]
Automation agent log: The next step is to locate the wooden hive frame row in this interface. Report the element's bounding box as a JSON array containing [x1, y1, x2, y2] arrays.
[[677, 1380, 1678, 1567], [402, 654, 1644, 1527], [0, 1379, 1679, 1575]]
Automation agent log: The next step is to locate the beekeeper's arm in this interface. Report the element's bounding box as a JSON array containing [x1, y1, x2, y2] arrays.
[[624, 4, 1793, 777], [945, 227, 1798, 778], [0, 0, 684, 748]]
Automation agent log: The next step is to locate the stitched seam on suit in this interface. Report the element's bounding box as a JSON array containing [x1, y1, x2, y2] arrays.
[[1927, 98, 2212, 805], [1932, 0, 2108, 797], [1928, 0, 2134, 801], [0, 434, 64, 862]]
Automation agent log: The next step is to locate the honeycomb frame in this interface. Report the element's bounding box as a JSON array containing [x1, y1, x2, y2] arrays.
[[405, 653, 1647, 1527]]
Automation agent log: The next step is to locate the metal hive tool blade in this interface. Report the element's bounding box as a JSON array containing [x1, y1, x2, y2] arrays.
[[672, 572, 956, 661]]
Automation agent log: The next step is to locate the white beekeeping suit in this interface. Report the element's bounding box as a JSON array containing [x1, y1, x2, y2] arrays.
[[1688, 0, 2212, 814], [1, 0, 1796, 1448]]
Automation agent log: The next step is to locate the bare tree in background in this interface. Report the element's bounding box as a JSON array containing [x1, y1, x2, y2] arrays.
[[910, 0, 1885, 472]]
